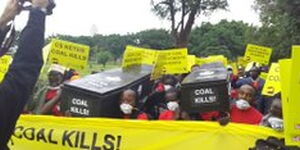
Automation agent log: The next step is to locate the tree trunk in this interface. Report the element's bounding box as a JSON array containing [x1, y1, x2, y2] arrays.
[[175, 0, 201, 48]]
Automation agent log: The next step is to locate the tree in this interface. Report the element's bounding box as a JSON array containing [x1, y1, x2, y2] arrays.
[[253, 0, 300, 60], [189, 20, 255, 59], [96, 51, 112, 68], [134, 29, 173, 49], [151, 0, 228, 48]]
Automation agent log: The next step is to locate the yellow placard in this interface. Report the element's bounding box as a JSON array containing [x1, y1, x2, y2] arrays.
[[229, 62, 238, 75], [244, 44, 273, 65], [0, 55, 13, 82], [9, 115, 283, 150], [187, 55, 196, 71], [122, 46, 157, 68], [40, 43, 52, 73], [195, 58, 205, 66], [237, 56, 248, 67], [262, 63, 281, 96], [284, 46, 300, 146], [48, 39, 90, 70], [203, 55, 228, 66], [152, 48, 188, 76], [279, 59, 292, 146]]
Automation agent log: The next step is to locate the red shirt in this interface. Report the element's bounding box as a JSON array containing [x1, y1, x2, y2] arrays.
[[123, 112, 149, 120], [159, 110, 175, 120], [45, 89, 62, 116], [230, 105, 263, 125], [200, 111, 220, 121]]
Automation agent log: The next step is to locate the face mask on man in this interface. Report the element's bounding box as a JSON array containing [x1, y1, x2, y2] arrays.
[[164, 85, 172, 91], [236, 99, 251, 110], [167, 101, 179, 111], [268, 117, 284, 131], [120, 103, 133, 115]]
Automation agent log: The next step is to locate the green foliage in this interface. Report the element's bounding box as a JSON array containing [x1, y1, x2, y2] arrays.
[[189, 20, 254, 60], [253, 0, 300, 61], [96, 51, 113, 68], [151, 0, 228, 47]]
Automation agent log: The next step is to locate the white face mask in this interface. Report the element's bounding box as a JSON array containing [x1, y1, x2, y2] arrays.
[[164, 85, 172, 91], [167, 101, 179, 111], [236, 99, 251, 110], [120, 103, 133, 115], [268, 117, 283, 131]]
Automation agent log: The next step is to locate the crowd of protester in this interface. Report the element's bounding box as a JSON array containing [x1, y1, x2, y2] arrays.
[[26, 61, 283, 132]]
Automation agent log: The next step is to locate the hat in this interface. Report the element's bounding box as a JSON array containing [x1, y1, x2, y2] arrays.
[[48, 64, 66, 74]]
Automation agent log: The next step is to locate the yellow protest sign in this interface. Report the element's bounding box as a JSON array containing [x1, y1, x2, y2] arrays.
[[203, 55, 228, 66], [187, 55, 196, 71], [237, 56, 248, 67], [195, 58, 205, 66], [9, 115, 283, 150], [40, 43, 52, 73], [262, 63, 281, 96], [122, 46, 157, 68], [244, 44, 273, 65], [0, 55, 13, 82], [151, 48, 188, 77], [229, 62, 238, 75], [284, 46, 300, 146], [48, 39, 90, 70], [279, 59, 292, 146]]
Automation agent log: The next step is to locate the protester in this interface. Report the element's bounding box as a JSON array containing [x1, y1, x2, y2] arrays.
[[37, 64, 65, 116], [0, 0, 50, 148], [119, 89, 149, 120], [261, 98, 283, 131], [159, 87, 189, 120], [230, 84, 263, 125], [236, 65, 265, 91]]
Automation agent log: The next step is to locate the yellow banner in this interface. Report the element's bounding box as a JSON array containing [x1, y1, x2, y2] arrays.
[[122, 46, 157, 68], [279, 59, 292, 146], [244, 44, 273, 65], [9, 115, 283, 150], [262, 63, 281, 96], [48, 39, 90, 70], [0, 55, 13, 82], [284, 46, 300, 146]]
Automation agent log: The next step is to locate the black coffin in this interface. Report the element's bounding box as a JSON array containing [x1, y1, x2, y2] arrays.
[[181, 66, 230, 113], [60, 65, 153, 118]]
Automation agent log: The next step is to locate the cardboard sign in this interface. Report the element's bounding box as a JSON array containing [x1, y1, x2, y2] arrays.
[[203, 55, 228, 66], [151, 48, 188, 79], [0, 55, 13, 82], [237, 57, 248, 67], [196, 58, 205, 66], [262, 63, 281, 96], [279, 59, 292, 146], [122, 46, 158, 68], [284, 46, 300, 146], [244, 44, 272, 65], [49, 39, 90, 70]]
